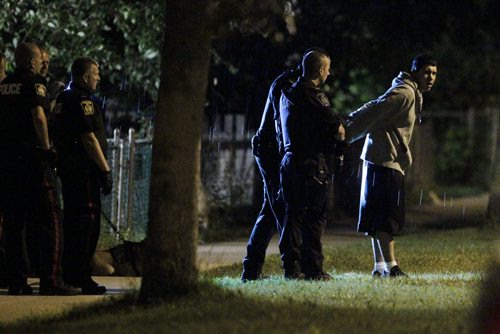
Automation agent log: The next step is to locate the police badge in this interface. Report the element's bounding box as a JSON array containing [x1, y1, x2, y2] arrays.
[[316, 93, 331, 107], [80, 100, 95, 115], [35, 83, 47, 97]]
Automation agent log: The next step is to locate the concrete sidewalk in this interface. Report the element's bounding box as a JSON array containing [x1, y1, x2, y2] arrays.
[[0, 229, 362, 324], [0, 276, 141, 324], [0, 193, 489, 324], [197, 229, 362, 270]]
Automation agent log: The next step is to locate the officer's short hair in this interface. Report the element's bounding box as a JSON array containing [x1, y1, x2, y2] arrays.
[[302, 50, 329, 77], [38, 45, 48, 57], [303, 47, 330, 59], [71, 57, 99, 79], [411, 54, 438, 72], [14, 42, 40, 68]]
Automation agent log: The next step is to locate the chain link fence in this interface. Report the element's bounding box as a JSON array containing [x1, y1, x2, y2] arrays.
[[101, 114, 257, 242], [102, 128, 152, 242]]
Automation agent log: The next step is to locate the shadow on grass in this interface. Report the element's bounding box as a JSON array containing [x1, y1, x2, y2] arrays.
[[3, 227, 497, 334], [202, 226, 500, 280], [0, 281, 474, 334]]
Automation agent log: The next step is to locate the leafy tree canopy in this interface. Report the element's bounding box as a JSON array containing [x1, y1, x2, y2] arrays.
[[1, 0, 497, 119], [0, 0, 165, 98]]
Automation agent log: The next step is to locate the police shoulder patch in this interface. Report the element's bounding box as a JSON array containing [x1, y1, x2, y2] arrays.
[[316, 93, 331, 107], [80, 100, 95, 115], [35, 83, 47, 97]]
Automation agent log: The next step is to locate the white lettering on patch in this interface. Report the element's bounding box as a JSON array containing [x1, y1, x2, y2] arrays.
[[0, 83, 22, 95]]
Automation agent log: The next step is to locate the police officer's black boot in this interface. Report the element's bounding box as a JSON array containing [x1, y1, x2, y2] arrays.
[[284, 261, 304, 280], [241, 268, 269, 283], [80, 278, 106, 295], [39, 278, 82, 296]]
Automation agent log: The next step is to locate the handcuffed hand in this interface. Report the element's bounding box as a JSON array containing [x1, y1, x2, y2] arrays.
[[335, 124, 346, 141]]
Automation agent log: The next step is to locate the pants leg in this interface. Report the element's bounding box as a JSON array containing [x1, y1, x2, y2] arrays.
[[31, 159, 64, 288], [279, 206, 304, 275], [2, 157, 30, 288], [278, 153, 304, 275], [0, 154, 42, 287], [300, 206, 327, 276], [242, 194, 276, 276], [61, 170, 101, 286], [3, 209, 28, 287], [242, 155, 281, 277]]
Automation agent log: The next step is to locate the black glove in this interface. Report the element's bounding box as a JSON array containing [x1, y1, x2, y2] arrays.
[[251, 135, 261, 157], [100, 170, 113, 195]]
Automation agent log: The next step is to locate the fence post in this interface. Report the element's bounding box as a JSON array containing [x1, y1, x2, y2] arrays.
[[116, 135, 126, 236], [111, 128, 121, 232], [127, 128, 136, 233]]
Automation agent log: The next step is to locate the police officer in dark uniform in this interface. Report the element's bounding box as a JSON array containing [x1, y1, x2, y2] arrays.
[[52, 57, 112, 295], [279, 50, 345, 280], [0, 42, 81, 295], [25, 45, 65, 277], [241, 66, 301, 282], [0, 52, 8, 288]]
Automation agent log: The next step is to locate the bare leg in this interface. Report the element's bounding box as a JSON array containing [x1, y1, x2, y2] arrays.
[[376, 231, 395, 262]]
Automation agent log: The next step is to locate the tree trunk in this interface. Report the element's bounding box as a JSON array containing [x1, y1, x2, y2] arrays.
[[487, 107, 500, 223], [139, 0, 212, 300]]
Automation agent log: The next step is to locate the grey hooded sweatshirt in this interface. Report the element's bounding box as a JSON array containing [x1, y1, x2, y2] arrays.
[[345, 72, 423, 175]]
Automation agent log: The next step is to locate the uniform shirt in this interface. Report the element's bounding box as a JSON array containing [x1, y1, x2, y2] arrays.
[[51, 81, 107, 169], [0, 68, 48, 153], [279, 77, 342, 159], [36, 75, 52, 112], [345, 71, 423, 174], [255, 68, 300, 156]]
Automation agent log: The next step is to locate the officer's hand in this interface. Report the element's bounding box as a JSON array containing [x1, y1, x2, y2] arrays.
[[100, 170, 113, 195], [335, 124, 345, 141]]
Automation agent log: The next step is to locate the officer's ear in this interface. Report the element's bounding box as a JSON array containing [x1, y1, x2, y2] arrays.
[[83, 72, 89, 83], [29, 57, 36, 71]]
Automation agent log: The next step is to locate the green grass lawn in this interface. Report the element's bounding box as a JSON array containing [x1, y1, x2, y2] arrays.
[[2, 227, 499, 334]]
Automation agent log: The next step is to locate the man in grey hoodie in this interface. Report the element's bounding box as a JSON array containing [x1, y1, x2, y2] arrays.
[[345, 54, 438, 277]]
